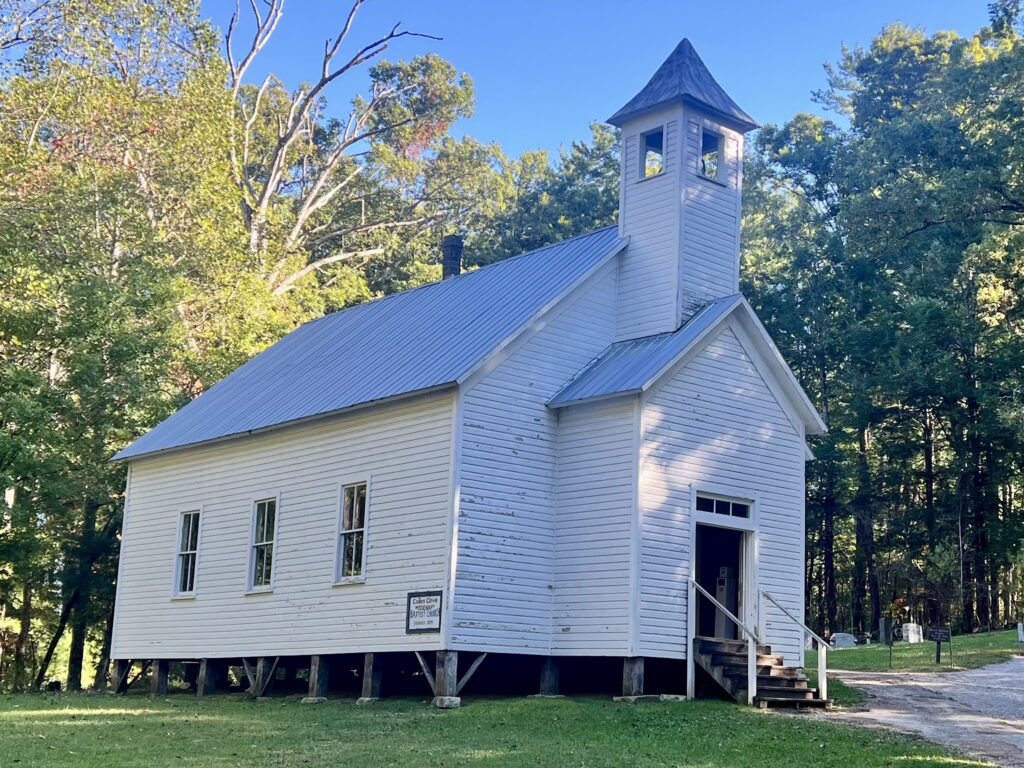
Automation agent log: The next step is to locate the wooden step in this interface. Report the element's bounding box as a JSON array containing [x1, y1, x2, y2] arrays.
[[695, 637, 772, 656], [755, 696, 831, 710], [756, 685, 817, 699], [734, 684, 815, 702], [711, 651, 784, 668], [718, 664, 805, 680]]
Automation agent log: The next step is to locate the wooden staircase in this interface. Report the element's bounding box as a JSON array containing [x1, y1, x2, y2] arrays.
[[693, 637, 830, 709]]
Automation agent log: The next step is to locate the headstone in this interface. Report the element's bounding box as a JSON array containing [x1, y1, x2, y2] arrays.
[[1017, 622, 1023, 644], [831, 632, 856, 648], [902, 623, 923, 643], [879, 618, 893, 645]]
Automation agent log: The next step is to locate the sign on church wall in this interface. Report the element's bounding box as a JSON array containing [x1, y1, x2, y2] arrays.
[[406, 590, 443, 633]]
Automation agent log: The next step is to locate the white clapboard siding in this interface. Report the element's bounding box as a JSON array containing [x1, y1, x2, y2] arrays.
[[678, 115, 742, 317], [639, 325, 806, 664], [552, 398, 636, 654], [112, 392, 453, 660], [616, 106, 683, 340], [452, 263, 618, 654]]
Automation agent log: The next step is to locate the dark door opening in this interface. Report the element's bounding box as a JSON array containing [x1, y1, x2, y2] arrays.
[[695, 524, 743, 640]]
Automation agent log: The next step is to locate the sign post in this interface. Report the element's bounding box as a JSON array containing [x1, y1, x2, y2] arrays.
[[927, 626, 951, 665]]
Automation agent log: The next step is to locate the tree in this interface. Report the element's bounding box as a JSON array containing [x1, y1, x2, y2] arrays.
[[0, 0, 496, 690]]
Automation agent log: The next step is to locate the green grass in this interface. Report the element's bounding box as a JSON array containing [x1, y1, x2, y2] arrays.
[[0, 692, 992, 767], [804, 674, 866, 708], [810, 629, 1020, 673]]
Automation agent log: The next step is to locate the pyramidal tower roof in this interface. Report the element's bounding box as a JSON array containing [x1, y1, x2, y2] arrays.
[[607, 38, 757, 131]]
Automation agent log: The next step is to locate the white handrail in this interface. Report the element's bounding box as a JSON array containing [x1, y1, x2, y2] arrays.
[[693, 580, 760, 640], [761, 589, 828, 701], [689, 577, 758, 705]]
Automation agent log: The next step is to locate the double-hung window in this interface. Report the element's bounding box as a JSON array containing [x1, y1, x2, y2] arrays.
[[175, 510, 201, 595], [250, 498, 277, 590], [337, 483, 368, 581]]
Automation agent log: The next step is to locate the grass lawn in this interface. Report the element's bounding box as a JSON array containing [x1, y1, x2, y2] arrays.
[[0, 692, 992, 768], [810, 629, 1020, 673]]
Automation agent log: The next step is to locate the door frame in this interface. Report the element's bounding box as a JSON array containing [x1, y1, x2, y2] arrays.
[[685, 485, 759, 699]]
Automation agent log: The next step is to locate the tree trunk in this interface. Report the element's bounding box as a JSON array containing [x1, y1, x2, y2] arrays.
[[92, 599, 116, 691], [961, 543, 974, 632], [967, 409, 989, 631], [66, 500, 99, 691], [923, 410, 936, 548], [0, 600, 6, 688], [806, 523, 819, 625], [12, 582, 32, 692], [823, 481, 838, 636], [990, 561, 1001, 629], [852, 427, 872, 635], [33, 588, 78, 690]]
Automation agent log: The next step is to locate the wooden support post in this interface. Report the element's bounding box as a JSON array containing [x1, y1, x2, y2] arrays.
[[414, 651, 435, 691], [196, 658, 217, 697], [622, 657, 644, 697], [539, 657, 559, 696], [304, 655, 329, 702], [433, 650, 460, 708], [150, 659, 169, 696], [241, 658, 256, 692], [359, 653, 383, 702], [114, 659, 131, 694], [253, 656, 279, 698], [456, 653, 488, 695]]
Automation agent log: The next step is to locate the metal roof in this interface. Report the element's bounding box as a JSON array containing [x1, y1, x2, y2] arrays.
[[607, 38, 757, 131], [115, 227, 626, 461], [547, 294, 743, 407]]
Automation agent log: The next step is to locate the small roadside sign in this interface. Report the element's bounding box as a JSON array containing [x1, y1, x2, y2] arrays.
[[928, 626, 952, 665], [927, 627, 951, 643]]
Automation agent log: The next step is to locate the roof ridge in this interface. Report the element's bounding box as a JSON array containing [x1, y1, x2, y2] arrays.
[[303, 225, 619, 330]]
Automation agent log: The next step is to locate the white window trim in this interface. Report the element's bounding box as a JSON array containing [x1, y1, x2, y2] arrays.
[[246, 492, 281, 594], [690, 485, 758, 532], [696, 125, 727, 186], [638, 126, 666, 181], [333, 477, 370, 586], [171, 506, 203, 600]]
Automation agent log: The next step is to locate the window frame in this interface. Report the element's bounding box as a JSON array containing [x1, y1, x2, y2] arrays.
[[639, 126, 666, 180], [334, 479, 370, 586], [691, 487, 757, 532], [697, 126, 725, 183], [247, 494, 281, 594], [172, 507, 203, 599]]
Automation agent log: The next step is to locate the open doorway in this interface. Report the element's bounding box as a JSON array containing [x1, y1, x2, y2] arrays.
[[694, 524, 743, 639]]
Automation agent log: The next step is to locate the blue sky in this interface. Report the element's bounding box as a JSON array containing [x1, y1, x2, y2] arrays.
[[199, 0, 990, 157]]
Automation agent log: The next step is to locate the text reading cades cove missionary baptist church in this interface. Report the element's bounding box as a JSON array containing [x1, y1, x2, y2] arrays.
[[111, 39, 829, 709]]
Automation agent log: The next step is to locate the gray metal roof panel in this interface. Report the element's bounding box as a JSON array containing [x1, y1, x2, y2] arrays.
[[547, 294, 741, 407], [607, 38, 757, 130], [115, 226, 623, 461]]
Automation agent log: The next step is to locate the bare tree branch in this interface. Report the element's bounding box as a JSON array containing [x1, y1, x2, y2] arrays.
[[272, 248, 384, 295], [226, 0, 445, 288]]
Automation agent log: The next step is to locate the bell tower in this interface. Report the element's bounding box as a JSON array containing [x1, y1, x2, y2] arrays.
[[608, 39, 757, 341]]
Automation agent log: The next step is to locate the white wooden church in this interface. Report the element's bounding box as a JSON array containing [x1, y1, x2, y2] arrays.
[[112, 39, 829, 708]]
